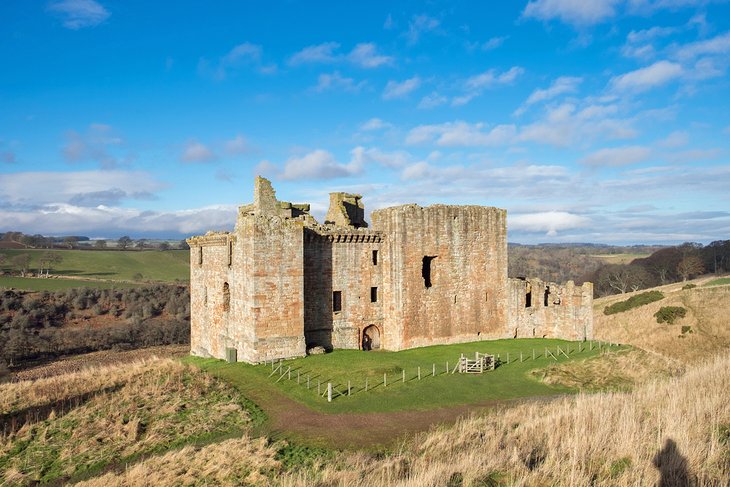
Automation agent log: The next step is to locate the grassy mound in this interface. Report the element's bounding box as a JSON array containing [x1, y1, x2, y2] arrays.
[[603, 291, 664, 315], [0, 358, 260, 486]]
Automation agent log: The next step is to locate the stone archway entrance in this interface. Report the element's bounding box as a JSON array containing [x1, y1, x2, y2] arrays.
[[362, 325, 381, 351]]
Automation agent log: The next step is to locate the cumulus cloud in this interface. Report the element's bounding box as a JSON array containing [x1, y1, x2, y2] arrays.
[[509, 211, 591, 237], [406, 121, 517, 147], [522, 0, 621, 26], [62, 123, 125, 169], [350, 146, 411, 168], [181, 140, 216, 163], [454, 67, 524, 106], [405, 14, 441, 45], [382, 77, 421, 99], [280, 149, 362, 180], [418, 92, 448, 109], [47, 0, 110, 29], [288, 42, 340, 65], [523, 76, 583, 108], [610, 60, 683, 92], [580, 146, 652, 167], [359, 118, 393, 131], [675, 31, 730, 60], [312, 71, 366, 93], [198, 42, 275, 79], [0, 170, 164, 207], [224, 135, 251, 155], [482, 36, 508, 50], [347, 43, 394, 68]]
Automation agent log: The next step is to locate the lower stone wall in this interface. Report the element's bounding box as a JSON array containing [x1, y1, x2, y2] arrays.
[[507, 278, 593, 341]]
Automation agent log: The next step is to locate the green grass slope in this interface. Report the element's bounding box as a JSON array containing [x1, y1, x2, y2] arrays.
[[0, 249, 189, 283]]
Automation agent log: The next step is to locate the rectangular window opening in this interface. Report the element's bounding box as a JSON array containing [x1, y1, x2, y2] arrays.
[[372, 249, 378, 265], [422, 256, 436, 288], [227, 240, 233, 267], [198, 247, 203, 265], [525, 290, 532, 308], [370, 286, 378, 303], [332, 291, 342, 312], [544, 286, 550, 307]]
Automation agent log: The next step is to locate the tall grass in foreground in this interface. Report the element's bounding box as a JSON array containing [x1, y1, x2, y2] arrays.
[[275, 353, 729, 486]]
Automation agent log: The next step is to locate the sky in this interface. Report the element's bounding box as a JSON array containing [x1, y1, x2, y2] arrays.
[[1, 0, 730, 244]]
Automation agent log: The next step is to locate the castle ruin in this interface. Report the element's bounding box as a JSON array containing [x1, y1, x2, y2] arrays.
[[187, 177, 593, 363]]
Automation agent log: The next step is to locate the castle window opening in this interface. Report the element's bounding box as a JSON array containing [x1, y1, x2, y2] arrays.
[[222, 282, 230, 312], [544, 286, 550, 307], [333, 291, 342, 312], [372, 249, 378, 265], [198, 247, 203, 265], [525, 286, 532, 308], [227, 240, 233, 267], [371, 286, 378, 303], [422, 256, 436, 288]]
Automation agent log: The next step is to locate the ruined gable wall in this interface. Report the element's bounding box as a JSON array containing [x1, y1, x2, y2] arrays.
[[372, 204, 508, 350], [507, 278, 594, 340], [188, 233, 241, 360], [303, 229, 383, 351]]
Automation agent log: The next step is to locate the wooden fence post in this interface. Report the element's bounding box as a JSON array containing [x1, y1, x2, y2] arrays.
[[297, 371, 300, 384], [327, 383, 332, 402], [506, 352, 510, 364], [446, 361, 449, 374], [520, 352, 523, 362], [402, 369, 405, 383], [288, 367, 291, 380], [432, 363, 435, 377], [533, 349, 536, 360], [384, 373, 387, 388], [348, 381, 351, 396], [365, 377, 368, 392], [418, 366, 421, 380]]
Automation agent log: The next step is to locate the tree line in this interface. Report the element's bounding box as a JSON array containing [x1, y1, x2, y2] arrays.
[[0, 285, 190, 368], [1, 231, 189, 251]]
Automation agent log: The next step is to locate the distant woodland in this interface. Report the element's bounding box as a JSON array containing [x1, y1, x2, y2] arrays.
[[509, 240, 730, 297], [0, 285, 190, 368]]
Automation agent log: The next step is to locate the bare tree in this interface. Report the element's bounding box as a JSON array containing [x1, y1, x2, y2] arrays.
[[117, 236, 133, 249], [38, 252, 63, 276], [94, 239, 107, 249], [677, 256, 704, 282], [12, 254, 32, 277]]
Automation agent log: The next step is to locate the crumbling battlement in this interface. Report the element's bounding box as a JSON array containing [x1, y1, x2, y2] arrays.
[[188, 176, 593, 363]]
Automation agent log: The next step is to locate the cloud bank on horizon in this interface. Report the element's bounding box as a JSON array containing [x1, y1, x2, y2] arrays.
[[1, 0, 729, 243]]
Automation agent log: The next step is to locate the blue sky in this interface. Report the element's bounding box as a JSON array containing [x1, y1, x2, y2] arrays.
[[1, 0, 729, 243]]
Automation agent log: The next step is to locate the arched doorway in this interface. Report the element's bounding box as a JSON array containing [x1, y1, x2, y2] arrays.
[[362, 325, 381, 351]]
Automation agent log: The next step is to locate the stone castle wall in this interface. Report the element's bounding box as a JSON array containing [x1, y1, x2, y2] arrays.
[[189, 177, 594, 363], [371, 204, 509, 350]]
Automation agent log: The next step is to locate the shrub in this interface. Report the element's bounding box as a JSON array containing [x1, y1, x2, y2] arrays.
[[603, 291, 664, 315], [654, 306, 687, 324], [682, 283, 696, 290], [681, 325, 693, 334]]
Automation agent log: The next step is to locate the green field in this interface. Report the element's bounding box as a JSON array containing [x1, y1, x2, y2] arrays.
[[704, 277, 730, 287], [590, 253, 650, 265], [0, 276, 142, 291], [0, 249, 189, 282], [190, 338, 620, 414]]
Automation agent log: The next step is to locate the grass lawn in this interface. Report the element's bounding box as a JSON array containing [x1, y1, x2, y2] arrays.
[[0, 249, 189, 282], [189, 338, 621, 414], [704, 277, 730, 287], [590, 253, 650, 265], [0, 276, 142, 291]]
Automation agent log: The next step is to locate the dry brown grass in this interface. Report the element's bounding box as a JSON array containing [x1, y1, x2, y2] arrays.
[[76, 435, 279, 487], [0, 358, 251, 485], [277, 353, 730, 486], [594, 278, 730, 363]]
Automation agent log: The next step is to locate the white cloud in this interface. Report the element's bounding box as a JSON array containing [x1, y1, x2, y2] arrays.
[[657, 130, 689, 147], [524, 76, 583, 106], [0, 170, 164, 206], [347, 43, 394, 68], [288, 42, 340, 65], [610, 60, 683, 92], [181, 140, 216, 163], [580, 146, 652, 166], [312, 71, 365, 93], [281, 149, 362, 180], [522, 0, 621, 26], [224, 135, 250, 155], [509, 211, 591, 237], [359, 118, 392, 131], [418, 92, 448, 109], [464, 66, 524, 90], [406, 121, 517, 147], [199, 42, 274, 79], [405, 14, 441, 45], [350, 146, 411, 168], [676, 31, 730, 60], [222, 43, 262, 66], [47, 0, 110, 29], [62, 123, 124, 169], [382, 77, 421, 99], [482, 36, 508, 50]]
